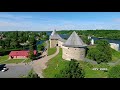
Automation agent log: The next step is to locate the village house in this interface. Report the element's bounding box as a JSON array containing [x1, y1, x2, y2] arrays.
[[9, 50, 37, 59]]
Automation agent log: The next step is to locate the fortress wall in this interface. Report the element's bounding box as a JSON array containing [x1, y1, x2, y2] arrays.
[[110, 43, 119, 51], [50, 39, 58, 48], [58, 41, 64, 48], [62, 46, 85, 61]]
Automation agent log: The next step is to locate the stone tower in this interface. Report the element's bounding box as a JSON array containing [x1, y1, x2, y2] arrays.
[[91, 39, 94, 45], [49, 29, 62, 48], [62, 31, 87, 61]]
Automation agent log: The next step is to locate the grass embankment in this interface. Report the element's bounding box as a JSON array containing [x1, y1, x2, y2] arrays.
[[0, 55, 9, 63], [111, 48, 120, 62], [87, 45, 120, 62], [48, 47, 57, 56], [0, 55, 31, 64], [0, 59, 31, 64], [47, 40, 57, 56], [79, 61, 110, 78], [43, 48, 69, 78], [1, 59, 24, 64], [43, 47, 111, 78], [23, 59, 32, 63]]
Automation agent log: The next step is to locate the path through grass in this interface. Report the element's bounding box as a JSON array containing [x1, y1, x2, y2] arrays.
[[48, 47, 57, 56], [43, 48, 69, 78]]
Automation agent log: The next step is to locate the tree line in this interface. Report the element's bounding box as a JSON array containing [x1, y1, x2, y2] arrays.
[[0, 31, 49, 55], [58, 30, 120, 40]]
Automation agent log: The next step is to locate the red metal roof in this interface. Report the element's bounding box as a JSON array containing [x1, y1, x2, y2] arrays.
[[9, 50, 37, 57]]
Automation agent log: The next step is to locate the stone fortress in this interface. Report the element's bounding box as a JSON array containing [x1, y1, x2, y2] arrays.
[[49, 30, 87, 61]]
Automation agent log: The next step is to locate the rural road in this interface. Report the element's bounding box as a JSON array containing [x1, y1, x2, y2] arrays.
[[32, 42, 59, 78]]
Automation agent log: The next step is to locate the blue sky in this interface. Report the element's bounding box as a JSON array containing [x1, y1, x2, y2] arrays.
[[0, 12, 120, 31]]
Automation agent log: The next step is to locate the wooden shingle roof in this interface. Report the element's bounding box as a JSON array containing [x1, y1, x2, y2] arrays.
[[63, 31, 87, 47]]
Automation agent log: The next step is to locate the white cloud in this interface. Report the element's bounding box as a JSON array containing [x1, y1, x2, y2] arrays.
[[113, 18, 120, 22], [0, 13, 120, 31]]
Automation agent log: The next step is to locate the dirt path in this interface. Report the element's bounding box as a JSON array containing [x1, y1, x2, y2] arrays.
[[32, 46, 59, 78]]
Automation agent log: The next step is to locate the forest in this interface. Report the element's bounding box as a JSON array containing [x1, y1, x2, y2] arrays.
[[0, 31, 49, 55], [57, 30, 120, 40]]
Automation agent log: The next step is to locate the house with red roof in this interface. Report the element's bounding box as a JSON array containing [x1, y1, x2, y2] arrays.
[[9, 50, 37, 59]]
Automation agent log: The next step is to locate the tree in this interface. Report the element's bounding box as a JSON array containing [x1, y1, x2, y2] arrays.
[[37, 44, 44, 51], [55, 59, 85, 78], [23, 69, 40, 78], [28, 45, 35, 60], [87, 39, 112, 64], [81, 35, 91, 45], [96, 39, 112, 63], [28, 34, 37, 50], [108, 65, 120, 78], [0, 40, 5, 49]]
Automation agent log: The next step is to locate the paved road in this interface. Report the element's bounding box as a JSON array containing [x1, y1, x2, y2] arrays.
[[32, 46, 59, 78], [0, 64, 32, 78]]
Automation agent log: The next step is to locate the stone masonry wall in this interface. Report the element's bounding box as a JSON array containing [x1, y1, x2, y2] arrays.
[[50, 39, 58, 48], [62, 46, 85, 61]]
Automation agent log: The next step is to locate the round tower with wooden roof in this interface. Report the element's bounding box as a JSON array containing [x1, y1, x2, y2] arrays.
[[49, 29, 62, 48], [62, 31, 87, 61]]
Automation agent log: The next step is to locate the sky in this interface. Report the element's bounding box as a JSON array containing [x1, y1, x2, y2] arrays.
[[0, 12, 120, 31]]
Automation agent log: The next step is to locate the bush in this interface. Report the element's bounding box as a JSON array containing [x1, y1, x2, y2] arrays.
[[0, 48, 23, 56], [108, 65, 120, 78], [37, 44, 44, 51], [24, 69, 40, 78], [87, 40, 112, 64], [55, 59, 85, 78]]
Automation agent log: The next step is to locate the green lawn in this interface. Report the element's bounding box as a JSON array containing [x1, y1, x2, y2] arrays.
[[43, 47, 111, 78], [1, 59, 24, 64], [0, 55, 32, 64], [0, 55, 9, 63], [79, 61, 110, 78], [48, 47, 57, 56], [23, 59, 32, 63], [111, 48, 120, 62], [43, 48, 69, 78], [87, 45, 120, 63], [0, 55, 9, 62]]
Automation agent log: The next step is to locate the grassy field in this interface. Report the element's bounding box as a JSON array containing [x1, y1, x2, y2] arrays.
[[43, 47, 112, 78], [87, 45, 120, 62], [47, 40, 57, 56], [0, 59, 24, 64], [43, 48, 69, 78], [0, 55, 31, 64], [23, 59, 32, 63], [48, 47, 57, 56], [0, 55, 9, 63], [79, 61, 110, 78], [111, 48, 120, 62]]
